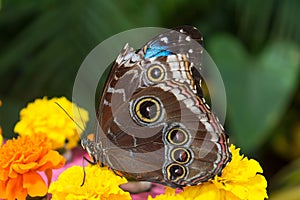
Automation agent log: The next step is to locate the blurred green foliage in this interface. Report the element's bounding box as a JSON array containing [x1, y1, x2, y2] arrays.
[[209, 36, 299, 152], [1, 0, 300, 198]]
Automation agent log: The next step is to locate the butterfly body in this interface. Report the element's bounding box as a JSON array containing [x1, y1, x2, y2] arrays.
[[82, 26, 231, 188]]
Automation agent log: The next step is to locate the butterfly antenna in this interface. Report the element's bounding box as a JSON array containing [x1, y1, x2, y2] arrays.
[[75, 102, 88, 132], [54, 102, 85, 133]]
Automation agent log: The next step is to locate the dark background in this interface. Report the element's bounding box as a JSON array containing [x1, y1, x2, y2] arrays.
[[1, 1, 300, 198]]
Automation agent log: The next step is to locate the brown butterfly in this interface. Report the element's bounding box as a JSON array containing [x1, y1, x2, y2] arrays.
[[81, 26, 231, 188]]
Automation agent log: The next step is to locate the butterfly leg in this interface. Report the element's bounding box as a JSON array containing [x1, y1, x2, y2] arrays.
[[80, 156, 98, 187]]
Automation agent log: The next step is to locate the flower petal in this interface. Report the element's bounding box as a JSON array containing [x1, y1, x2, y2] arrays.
[[193, 184, 221, 200], [12, 162, 38, 174], [0, 168, 9, 181], [6, 175, 27, 200], [37, 150, 65, 171], [0, 180, 7, 198], [23, 170, 47, 197]]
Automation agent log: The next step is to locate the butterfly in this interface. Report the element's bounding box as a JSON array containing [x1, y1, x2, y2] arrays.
[[81, 26, 232, 188]]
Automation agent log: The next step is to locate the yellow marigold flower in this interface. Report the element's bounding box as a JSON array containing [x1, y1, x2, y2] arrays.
[[14, 96, 89, 150], [149, 144, 268, 200], [49, 165, 131, 200], [0, 134, 65, 200], [148, 187, 184, 200]]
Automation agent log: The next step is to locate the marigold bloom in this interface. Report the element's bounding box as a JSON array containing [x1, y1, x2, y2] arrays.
[[0, 134, 65, 200], [14, 96, 89, 150], [149, 145, 268, 200], [0, 100, 3, 146], [0, 127, 3, 146], [49, 165, 131, 200]]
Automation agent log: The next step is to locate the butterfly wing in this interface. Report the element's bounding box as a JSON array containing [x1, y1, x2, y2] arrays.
[[94, 26, 231, 187]]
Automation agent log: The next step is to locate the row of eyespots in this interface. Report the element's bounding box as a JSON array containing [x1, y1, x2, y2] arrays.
[[165, 126, 192, 182]]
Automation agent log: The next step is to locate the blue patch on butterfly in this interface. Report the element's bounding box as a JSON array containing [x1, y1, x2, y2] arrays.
[[144, 44, 172, 59]]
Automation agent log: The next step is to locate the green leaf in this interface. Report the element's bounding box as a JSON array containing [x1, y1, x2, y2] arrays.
[[208, 34, 300, 153], [0, 0, 162, 137]]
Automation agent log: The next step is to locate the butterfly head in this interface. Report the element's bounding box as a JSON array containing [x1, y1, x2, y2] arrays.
[[81, 136, 103, 165]]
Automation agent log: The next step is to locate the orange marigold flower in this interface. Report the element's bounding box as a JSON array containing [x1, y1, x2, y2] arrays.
[[0, 127, 3, 146], [0, 134, 65, 200], [0, 100, 3, 146]]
